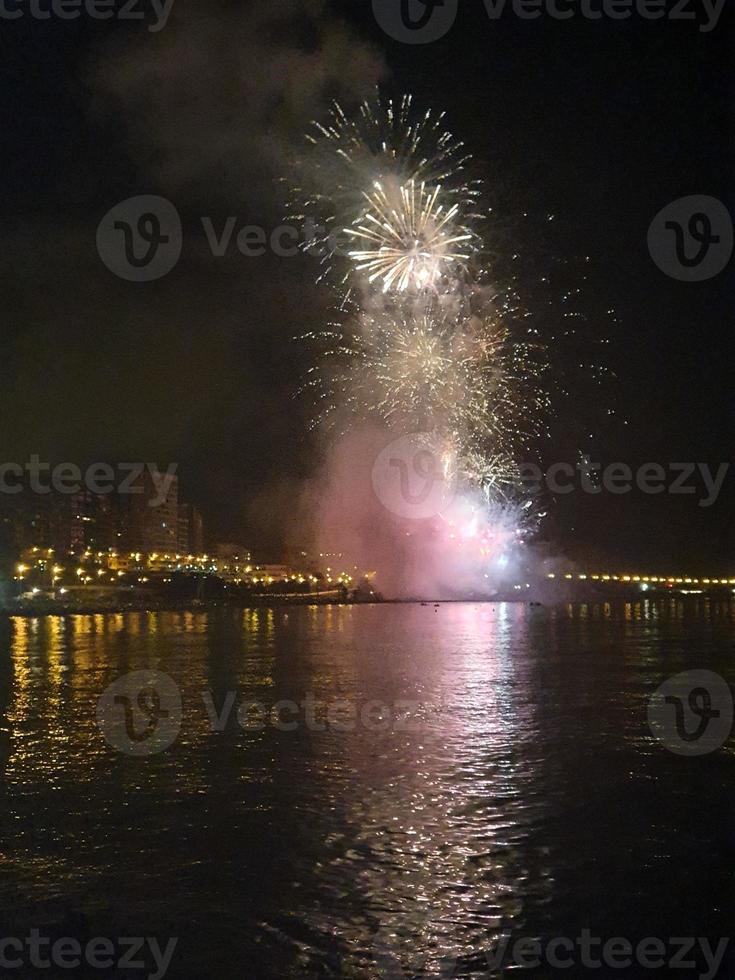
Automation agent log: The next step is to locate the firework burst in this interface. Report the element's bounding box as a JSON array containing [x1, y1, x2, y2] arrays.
[[288, 92, 603, 594], [289, 93, 483, 292], [346, 177, 474, 293], [303, 297, 548, 480]]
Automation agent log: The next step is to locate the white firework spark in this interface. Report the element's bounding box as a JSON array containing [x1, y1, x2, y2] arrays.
[[346, 178, 474, 293], [304, 298, 548, 467], [289, 93, 483, 291]]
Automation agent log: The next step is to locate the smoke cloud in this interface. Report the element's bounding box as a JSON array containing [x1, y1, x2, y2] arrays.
[[90, 0, 386, 211], [295, 424, 550, 600]]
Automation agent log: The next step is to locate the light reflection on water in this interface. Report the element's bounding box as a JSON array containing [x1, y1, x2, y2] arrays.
[[0, 601, 732, 978]]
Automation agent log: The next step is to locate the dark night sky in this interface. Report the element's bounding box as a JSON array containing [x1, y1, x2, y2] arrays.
[[0, 0, 732, 569]]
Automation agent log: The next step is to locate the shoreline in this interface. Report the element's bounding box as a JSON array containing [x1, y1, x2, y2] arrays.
[[0, 595, 363, 617], [1, 589, 732, 618]]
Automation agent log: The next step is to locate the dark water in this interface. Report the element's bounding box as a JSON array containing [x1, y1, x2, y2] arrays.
[[0, 601, 732, 978]]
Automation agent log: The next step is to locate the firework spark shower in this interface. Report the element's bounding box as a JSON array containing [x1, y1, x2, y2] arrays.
[[291, 93, 551, 597]]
